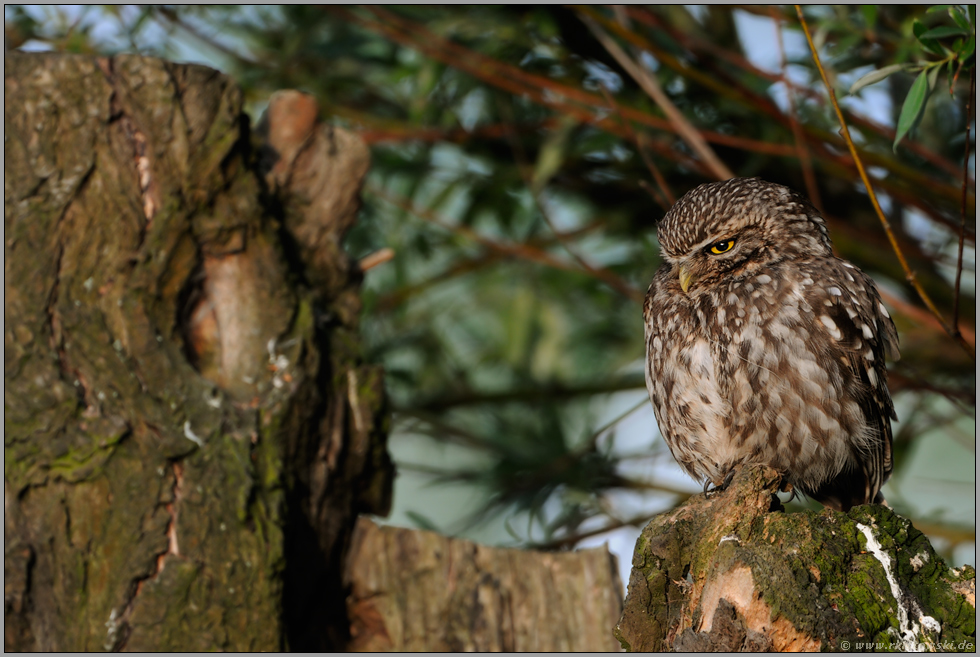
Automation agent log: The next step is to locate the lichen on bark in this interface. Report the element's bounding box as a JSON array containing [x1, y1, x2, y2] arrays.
[[614, 465, 976, 652]]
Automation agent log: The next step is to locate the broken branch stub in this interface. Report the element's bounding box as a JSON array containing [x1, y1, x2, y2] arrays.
[[256, 89, 371, 299]]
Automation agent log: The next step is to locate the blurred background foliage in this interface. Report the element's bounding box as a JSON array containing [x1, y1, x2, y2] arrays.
[[7, 5, 975, 572]]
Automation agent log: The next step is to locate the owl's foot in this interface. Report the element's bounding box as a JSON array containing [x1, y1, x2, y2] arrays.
[[703, 470, 737, 496]]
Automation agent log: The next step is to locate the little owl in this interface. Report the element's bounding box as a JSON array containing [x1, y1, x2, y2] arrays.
[[644, 178, 899, 511]]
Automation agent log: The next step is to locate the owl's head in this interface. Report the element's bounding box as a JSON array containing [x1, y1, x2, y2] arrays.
[[656, 177, 832, 293]]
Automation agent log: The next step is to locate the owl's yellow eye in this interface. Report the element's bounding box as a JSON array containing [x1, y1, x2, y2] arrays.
[[708, 239, 736, 255]]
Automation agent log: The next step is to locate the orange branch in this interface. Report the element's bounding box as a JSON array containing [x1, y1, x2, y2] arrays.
[[796, 5, 974, 359]]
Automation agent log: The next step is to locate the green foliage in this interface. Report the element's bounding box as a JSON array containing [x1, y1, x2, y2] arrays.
[[896, 69, 933, 150], [7, 5, 974, 556], [848, 4, 975, 149]]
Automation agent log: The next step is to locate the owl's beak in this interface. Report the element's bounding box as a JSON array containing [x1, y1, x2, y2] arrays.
[[678, 263, 695, 293]]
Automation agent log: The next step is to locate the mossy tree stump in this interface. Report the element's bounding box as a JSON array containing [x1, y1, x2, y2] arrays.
[[614, 465, 976, 652]]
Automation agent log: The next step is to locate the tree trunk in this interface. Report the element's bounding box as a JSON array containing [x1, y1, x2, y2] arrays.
[[4, 52, 391, 651], [614, 465, 976, 652]]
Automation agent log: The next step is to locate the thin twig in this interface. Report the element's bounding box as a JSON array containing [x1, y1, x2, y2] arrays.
[[358, 247, 395, 272], [795, 5, 975, 359], [373, 223, 605, 312], [624, 6, 967, 184], [877, 287, 975, 347], [597, 69, 675, 209], [153, 7, 263, 67], [355, 117, 562, 145], [605, 5, 969, 222], [524, 193, 643, 302], [337, 7, 970, 234], [604, 6, 675, 207], [374, 251, 507, 312], [953, 68, 974, 338], [368, 186, 579, 274], [529, 512, 664, 551], [347, 0, 967, 210], [364, 3, 969, 208], [368, 185, 643, 302], [394, 409, 493, 451], [413, 375, 648, 412], [580, 13, 735, 181], [497, 99, 645, 303], [769, 5, 823, 215], [336, 6, 773, 166]]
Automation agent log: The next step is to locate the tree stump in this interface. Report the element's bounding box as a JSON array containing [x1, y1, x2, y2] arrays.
[[344, 517, 624, 652], [614, 465, 976, 652]]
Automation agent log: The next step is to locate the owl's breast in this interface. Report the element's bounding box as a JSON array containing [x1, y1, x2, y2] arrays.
[[644, 271, 736, 481], [710, 269, 813, 410], [708, 265, 863, 483]]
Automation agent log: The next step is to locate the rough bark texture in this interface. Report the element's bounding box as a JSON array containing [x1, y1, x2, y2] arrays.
[[4, 52, 391, 651], [344, 517, 625, 652], [614, 465, 976, 652]]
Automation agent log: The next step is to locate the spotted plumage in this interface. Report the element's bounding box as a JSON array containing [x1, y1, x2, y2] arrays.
[[644, 178, 899, 511]]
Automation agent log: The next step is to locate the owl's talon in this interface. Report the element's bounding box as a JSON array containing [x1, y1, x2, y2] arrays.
[[721, 470, 736, 489], [703, 470, 735, 497]]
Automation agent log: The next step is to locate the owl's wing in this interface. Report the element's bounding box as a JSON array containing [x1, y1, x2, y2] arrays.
[[803, 260, 899, 509]]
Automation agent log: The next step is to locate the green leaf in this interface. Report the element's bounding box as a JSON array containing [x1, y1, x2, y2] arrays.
[[918, 26, 970, 39], [921, 38, 946, 55], [894, 69, 930, 151], [860, 5, 877, 27], [961, 37, 976, 60], [913, 19, 947, 55], [835, 32, 864, 53], [849, 63, 910, 94], [950, 5, 973, 31], [926, 4, 952, 13], [927, 63, 941, 91]]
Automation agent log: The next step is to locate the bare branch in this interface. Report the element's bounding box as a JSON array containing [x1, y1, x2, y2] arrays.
[[580, 12, 735, 181], [769, 5, 823, 215], [411, 375, 648, 412], [953, 69, 975, 339], [598, 82, 675, 209]]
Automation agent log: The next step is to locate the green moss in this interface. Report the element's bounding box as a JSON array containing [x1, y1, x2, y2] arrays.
[[47, 442, 120, 482], [616, 466, 977, 651]]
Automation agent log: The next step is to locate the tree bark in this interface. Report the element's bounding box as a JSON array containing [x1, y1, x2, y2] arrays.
[[344, 517, 624, 652], [4, 52, 391, 651], [614, 465, 976, 652]]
